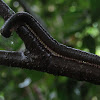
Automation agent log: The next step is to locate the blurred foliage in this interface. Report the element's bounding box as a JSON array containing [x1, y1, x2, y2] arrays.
[[0, 0, 100, 100]]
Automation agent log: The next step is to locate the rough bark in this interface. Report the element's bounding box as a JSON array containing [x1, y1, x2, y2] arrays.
[[0, 0, 100, 84]]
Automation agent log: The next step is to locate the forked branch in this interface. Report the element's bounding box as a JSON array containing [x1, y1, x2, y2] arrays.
[[0, 0, 100, 84]]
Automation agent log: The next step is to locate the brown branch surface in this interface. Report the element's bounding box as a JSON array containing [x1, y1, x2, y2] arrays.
[[0, 0, 100, 85]]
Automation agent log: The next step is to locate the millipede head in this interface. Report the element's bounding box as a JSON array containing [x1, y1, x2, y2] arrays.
[[0, 28, 11, 38]]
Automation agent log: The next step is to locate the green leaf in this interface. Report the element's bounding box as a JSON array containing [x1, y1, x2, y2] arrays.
[[82, 35, 96, 53], [25, 70, 44, 82], [90, 0, 100, 21]]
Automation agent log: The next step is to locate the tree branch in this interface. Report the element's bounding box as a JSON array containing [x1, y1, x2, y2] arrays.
[[0, 0, 100, 85], [0, 50, 27, 67]]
